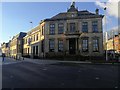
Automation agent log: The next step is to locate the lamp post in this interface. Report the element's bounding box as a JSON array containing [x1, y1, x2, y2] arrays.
[[112, 30, 115, 59], [29, 21, 33, 58], [104, 7, 108, 61]]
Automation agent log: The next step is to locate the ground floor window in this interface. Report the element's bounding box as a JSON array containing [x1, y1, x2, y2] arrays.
[[58, 40, 63, 52], [93, 39, 99, 52], [41, 40, 44, 52], [28, 48, 29, 55], [82, 38, 88, 52], [36, 46, 38, 55], [49, 39, 55, 52], [33, 46, 35, 55]]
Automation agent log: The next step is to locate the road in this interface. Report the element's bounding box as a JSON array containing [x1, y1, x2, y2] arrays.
[[2, 57, 120, 88]]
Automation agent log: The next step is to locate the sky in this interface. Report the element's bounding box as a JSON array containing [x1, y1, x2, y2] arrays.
[[0, 0, 119, 44]]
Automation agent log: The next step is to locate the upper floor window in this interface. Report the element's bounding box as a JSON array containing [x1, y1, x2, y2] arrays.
[[49, 39, 55, 52], [42, 26, 44, 35], [82, 22, 88, 32], [92, 21, 98, 32], [49, 24, 55, 35], [93, 39, 99, 52], [36, 34, 38, 41], [58, 23, 64, 34], [82, 38, 88, 52], [28, 38, 31, 45], [34, 35, 35, 41], [58, 40, 63, 52], [70, 23, 75, 32]]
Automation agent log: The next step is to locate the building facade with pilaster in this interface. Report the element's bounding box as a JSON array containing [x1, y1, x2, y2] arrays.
[[41, 2, 104, 58]]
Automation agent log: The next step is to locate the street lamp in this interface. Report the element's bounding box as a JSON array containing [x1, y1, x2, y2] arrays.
[[112, 30, 115, 59], [104, 7, 108, 61], [30, 21, 33, 29]]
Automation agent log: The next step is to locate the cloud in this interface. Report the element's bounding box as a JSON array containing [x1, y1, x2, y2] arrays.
[[95, 0, 119, 18]]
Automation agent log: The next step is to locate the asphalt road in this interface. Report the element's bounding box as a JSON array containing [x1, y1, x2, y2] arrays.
[[2, 58, 120, 88]]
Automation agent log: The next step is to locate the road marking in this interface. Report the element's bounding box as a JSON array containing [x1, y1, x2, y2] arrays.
[[95, 77, 100, 80], [115, 86, 118, 88], [61, 83, 65, 86], [10, 75, 13, 78], [78, 70, 82, 72], [42, 68, 47, 70]]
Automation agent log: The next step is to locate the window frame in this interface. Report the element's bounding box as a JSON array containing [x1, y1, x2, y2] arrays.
[[58, 39, 64, 52], [93, 38, 99, 52], [92, 21, 98, 33], [58, 23, 64, 34], [82, 38, 89, 52], [70, 23, 76, 32], [82, 22, 88, 33], [49, 24, 55, 35], [49, 39, 55, 52]]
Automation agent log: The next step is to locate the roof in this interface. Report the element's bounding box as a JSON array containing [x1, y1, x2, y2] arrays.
[[45, 10, 104, 21], [24, 25, 40, 38], [43, 2, 104, 21], [12, 32, 27, 40]]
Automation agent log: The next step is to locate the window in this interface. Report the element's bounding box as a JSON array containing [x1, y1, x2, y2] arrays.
[[28, 38, 31, 45], [58, 40, 63, 52], [92, 21, 98, 32], [32, 36, 33, 42], [49, 24, 55, 35], [42, 26, 44, 35], [33, 46, 35, 55], [82, 38, 88, 52], [93, 39, 99, 52], [36, 34, 38, 41], [49, 39, 55, 52], [58, 23, 64, 34], [36, 46, 38, 55], [41, 40, 44, 52], [70, 23, 75, 32], [82, 22, 88, 32], [28, 48, 29, 54], [34, 35, 35, 41]]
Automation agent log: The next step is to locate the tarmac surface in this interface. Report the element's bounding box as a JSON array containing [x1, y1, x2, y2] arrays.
[[1, 57, 120, 88]]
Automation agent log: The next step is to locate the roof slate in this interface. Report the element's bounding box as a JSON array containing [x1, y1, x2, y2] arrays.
[[45, 10, 104, 21], [12, 32, 26, 40]]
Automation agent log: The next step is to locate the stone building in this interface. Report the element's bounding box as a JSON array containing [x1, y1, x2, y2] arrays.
[[10, 32, 26, 59], [107, 34, 120, 54], [3, 2, 104, 59], [23, 25, 44, 58], [1, 42, 9, 56], [40, 2, 104, 58]]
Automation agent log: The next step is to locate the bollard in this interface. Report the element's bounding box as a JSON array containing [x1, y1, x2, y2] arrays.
[[23, 57, 24, 60]]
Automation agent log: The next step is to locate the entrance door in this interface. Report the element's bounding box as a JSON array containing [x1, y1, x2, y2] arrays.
[[69, 38, 76, 54]]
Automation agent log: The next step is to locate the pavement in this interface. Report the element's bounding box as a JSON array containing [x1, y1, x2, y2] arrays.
[[1, 57, 92, 65]]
